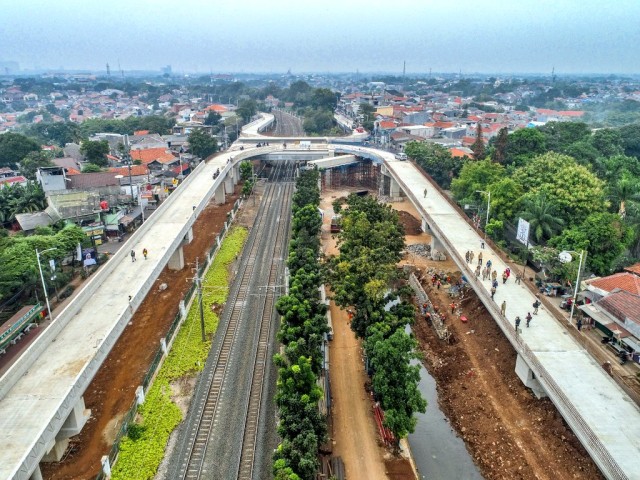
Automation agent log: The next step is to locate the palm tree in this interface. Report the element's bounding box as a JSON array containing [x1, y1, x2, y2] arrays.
[[519, 194, 565, 243], [609, 176, 640, 218]]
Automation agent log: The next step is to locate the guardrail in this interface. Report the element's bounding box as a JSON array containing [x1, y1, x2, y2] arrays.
[[389, 163, 628, 480]]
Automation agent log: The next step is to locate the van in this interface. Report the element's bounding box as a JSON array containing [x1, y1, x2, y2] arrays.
[[395, 153, 408, 161]]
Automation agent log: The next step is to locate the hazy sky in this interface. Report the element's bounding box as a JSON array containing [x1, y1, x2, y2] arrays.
[[2, 0, 639, 75]]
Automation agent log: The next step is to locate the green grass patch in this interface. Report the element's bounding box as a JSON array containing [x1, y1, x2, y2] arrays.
[[111, 226, 248, 480]]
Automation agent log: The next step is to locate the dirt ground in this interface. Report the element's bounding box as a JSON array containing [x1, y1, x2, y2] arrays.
[[321, 189, 416, 480], [391, 200, 603, 480], [41, 188, 240, 480]]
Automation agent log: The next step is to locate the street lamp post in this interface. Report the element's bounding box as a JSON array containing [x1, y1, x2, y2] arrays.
[[559, 250, 587, 326], [36, 247, 56, 322], [475, 190, 491, 237]]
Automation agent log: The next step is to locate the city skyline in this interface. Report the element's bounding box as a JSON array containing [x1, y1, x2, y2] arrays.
[[1, 0, 640, 75]]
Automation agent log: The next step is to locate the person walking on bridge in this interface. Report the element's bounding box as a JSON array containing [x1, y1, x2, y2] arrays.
[[475, 264, 481, 277], [130, 250, 136, 262], [469, 251, 474, 264], [526, 312, 533, 327], [515, 316, 521, 332], [492, 270, 498, 282], [478, 252, 483, 265], [501, 300, 507, 316], [424, 188, 428, 198], [142, 248, 148, 260], [533, 297, 541, 315]]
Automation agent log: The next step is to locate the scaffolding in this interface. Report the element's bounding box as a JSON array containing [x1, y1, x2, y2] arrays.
[[319, 159, 379, 190]]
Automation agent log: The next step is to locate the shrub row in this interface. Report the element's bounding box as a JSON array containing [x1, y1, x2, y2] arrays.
[[111, 226, 248, 480], [273, 169, 328, 480]]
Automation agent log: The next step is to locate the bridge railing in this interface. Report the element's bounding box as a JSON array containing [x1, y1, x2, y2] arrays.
[[390, 163, 628, 480]]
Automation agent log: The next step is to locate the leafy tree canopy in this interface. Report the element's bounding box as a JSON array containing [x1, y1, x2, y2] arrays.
[[550, 212, 631, 275], [80, 140, 109, 166], [451, 159, 505, 204], [19, 151, 54, 180], [404, 141, 463, 188], [512, 152, 607, 225], [0, 132, 41, 168], [187, 129, 218, 159]]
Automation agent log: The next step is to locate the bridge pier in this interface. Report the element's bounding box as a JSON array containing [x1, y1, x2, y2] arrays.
[[29, 467, 43, 480], [42, 397, 90, 462], [379, 167, 402, 200], [168, 246, 185, 270], [224, 175, 234, 195], [323, 169, 332, 189], [214, 185, 225, 205], [183, 227, 193, 245], [515, 354, 547, 399]]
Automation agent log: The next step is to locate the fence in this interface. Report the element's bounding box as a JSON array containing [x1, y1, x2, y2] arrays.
[[94, 198, 244, 480]]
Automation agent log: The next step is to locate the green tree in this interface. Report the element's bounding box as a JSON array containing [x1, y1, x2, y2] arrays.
[[188, 129, 218, 159], [619, 123, 640, 159], [365, 323, 427, 442], [19, 151, 54, 180], [236, 99, 258, 122], [491, 127, 509, 164], [504, 128, 546, 166], [590, 128, 624, 158], [537, 121, 590, 152], [550, 212, 631, 275], [0, 132, 41, 168], [204, 111, 221, 127], [512, 152, 607, 225], [404, 141, 463, 188], [608, 175, 640, 217], [471, 122, 486, 160], [451, 159, 505, 204], [310, 88, 338, 110], [518, 193, 565, 243], [24, 122, 82, 147], [239, 160, 253, 181], [80, 140, 109, 166], [81, 163, 102, 173], [486, 177, 524, 222]]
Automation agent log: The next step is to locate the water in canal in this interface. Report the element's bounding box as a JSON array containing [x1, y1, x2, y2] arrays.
[[408, 357, 484, 479]]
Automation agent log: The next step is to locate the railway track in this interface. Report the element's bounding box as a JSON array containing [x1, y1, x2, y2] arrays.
[[172, 160, 295, 480]]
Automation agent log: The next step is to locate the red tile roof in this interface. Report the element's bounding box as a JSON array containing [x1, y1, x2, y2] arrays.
[[134, 130, 150, 135], [597, 290, 640, 323], [379, 121, 397, 129], [0, 176, 28, 186], [206, 104, 227, 113], [558, 111, 585, 117], [589, 272, 640, 295], [450, 148, 472, 158], [624, 263, 640, 276], [130, 148, 176, 165], [109, 165, 149, 176]]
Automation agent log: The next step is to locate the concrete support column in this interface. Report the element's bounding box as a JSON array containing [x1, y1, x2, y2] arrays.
[[29, 466, 44, 480], [214, 185, 226, 205], [179, 299, 186, 318], [224, 175, 234, 195], [324, 169, 331, 189], [515, 354, 547, 398], [136, 386, 145, 405], [160, 337, 167, 354], [59, 396, 90, 438], [183, 227, 193, 245], [168, 246, 185, 270], [421, 218, 431, 233], [389, 176, 401, 198], [430, 234, 445, 253], [101, 456, 112, 477]]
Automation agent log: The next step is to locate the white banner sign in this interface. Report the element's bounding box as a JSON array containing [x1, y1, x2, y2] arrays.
[[516, 218, 530, 245]]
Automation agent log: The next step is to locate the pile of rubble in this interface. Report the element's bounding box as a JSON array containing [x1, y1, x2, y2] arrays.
[[406, 243, 431, 257]]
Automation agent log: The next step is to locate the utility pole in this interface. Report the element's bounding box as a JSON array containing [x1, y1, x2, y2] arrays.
[[195, 258, 206, 342]]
